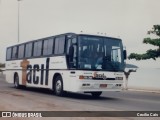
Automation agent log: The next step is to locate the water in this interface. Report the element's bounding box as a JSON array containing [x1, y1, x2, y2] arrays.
[[128, 68, 160, 91]]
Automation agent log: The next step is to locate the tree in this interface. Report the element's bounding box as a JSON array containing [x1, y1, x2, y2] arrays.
[[128, 25, 160, 60]]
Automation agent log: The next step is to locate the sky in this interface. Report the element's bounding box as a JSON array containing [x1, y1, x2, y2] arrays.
[[0, 0, 160, 68]]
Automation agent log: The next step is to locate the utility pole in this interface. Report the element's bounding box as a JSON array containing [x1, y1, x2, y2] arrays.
[[17, 0, 22, 43]]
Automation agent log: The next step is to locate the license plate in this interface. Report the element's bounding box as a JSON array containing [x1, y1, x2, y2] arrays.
[[100, 84, 107, 88]]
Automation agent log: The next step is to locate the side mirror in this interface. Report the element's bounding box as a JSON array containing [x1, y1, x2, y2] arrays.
[[123, 50, 127, 60]]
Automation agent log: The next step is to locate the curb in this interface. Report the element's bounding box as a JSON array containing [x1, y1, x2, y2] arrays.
[[128, 88, 160, 94]]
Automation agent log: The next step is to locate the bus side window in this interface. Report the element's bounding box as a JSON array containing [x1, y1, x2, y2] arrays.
[[33, 41, 38, 57], [34, 40, 43, 57], [6, 47, 12, 60], [25, 42, 33, 58], [67, 39, 71, 55], [68, 38, 77, 68], [37, 40, 43, 56], [18, 44, 25, 59], [54, 36, 65, 55], [43, 38, 54, 56], [69, 44, 74, 62], [12, 46, 18, 59]]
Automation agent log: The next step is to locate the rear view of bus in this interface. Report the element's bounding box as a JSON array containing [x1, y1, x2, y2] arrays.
[[5, 33, 126, 97]]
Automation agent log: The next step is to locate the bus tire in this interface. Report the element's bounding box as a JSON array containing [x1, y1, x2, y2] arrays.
[[14, 74, 20, 89], [54, 76, 64, 96], [91, 92, 102, 98]]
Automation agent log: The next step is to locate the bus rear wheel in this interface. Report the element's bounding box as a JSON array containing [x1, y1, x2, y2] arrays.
[[14, 74, 20, 89], [54, 76, 64, 96], [91, 92, 102, 98]]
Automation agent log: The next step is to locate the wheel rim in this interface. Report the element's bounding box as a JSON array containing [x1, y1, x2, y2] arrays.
[[55, 80, 62, 93]]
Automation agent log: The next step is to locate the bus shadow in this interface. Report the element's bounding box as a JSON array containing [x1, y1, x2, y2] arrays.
[[63, 92, 118, 101], [9, 86, 118, 101]]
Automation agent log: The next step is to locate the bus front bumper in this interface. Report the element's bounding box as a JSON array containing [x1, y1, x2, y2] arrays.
[[71, 80, 123, 92]]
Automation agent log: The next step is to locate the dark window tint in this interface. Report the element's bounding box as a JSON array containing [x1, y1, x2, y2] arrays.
[[33, 41, 42, 57], [67, 38, 77, 55], [67, 39, 71, 54], [25, 42, 33, 58], [43, 38, 54, 55], [18, 44, 25, 59], [12, 46, 18, 59], [6, 48, 12, 60], [54, 36, 65, 54]]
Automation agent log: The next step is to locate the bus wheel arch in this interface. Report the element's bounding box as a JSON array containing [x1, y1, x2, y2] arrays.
[[14, 72, 20, 89], [52, 73, 64, 96]]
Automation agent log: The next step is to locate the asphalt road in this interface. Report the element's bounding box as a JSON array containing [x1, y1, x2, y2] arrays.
[[0, 74, 160, 119]]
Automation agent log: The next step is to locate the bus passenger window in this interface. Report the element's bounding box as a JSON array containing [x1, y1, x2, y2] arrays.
[[6, 48, 12, 60], [18, 45, 25, 59], [25, 43, 33, 58], [12, 46, 18, 59], [34, 41, 42, 57], [43, 38, 54, 55], [54, 36, 65, 54]]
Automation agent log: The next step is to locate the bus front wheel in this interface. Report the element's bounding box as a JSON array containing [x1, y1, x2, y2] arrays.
[[91, 92, 102, 98], [54, 76, 64, 96]]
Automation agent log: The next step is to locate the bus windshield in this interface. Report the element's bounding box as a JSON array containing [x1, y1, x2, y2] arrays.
[[78, 35, 125, 71]]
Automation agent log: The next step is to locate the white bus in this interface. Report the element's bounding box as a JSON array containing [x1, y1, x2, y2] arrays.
[[5, 33, 126, 97]]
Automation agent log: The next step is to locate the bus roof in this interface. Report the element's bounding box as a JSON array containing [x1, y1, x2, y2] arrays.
[[6, 32, 122, 48]]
